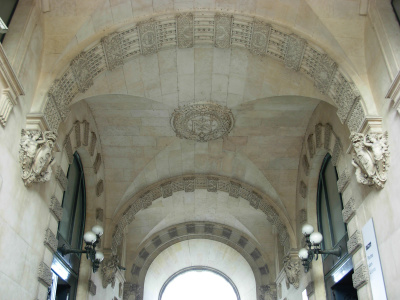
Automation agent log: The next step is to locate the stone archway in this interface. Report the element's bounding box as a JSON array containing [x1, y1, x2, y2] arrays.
[[40, 12, 368, 136]]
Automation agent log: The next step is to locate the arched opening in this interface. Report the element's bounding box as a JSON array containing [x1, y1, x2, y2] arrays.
[[160, 267, 239, 300]]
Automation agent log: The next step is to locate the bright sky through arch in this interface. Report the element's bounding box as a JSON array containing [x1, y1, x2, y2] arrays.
[[161, 270, 238, 300]]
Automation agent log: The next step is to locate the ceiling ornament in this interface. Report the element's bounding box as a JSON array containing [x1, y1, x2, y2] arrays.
[[170, 102, 235, 142]]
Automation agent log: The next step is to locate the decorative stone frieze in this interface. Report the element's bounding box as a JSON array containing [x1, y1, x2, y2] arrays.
[[283, 255, 300, 289], [352, 264, 368, 289], [306, 282, 315, 296], [337, 168, 350, 193], [350, 131, 390, 189], [44, 228, 58, 253], [299, 181, 307, 198], [41, 13, 366, 136], [101, 255, 120, 288], [49, 195, 63, 221], [170, 102, 235, 142], [284, 34, 306, 72], [55, 166, 68, 191], [74, 121, 81, 147], [96, 208, 104, 222], [112, 174, 290, 254], [347, 230, 362, 255], [331, 139, 342, 166], [93, 153, 101, 174], [88, 280, 97, 295], [342, 197, 356, 223], [19, 130, 57, 186], [96, 180, 104, 197], [38, 262, 52, 287]]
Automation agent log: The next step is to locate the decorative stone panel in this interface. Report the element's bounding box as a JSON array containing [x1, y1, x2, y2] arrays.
[[38, 262, 52, 287], [74, 121, 81, 147], [96, 180, 104, 197], [331, 139, 342, 166], [102, 32, 124, 70], [93, 153, 101, 174], [302, 155, 310, 176], [352, 264, 368, 289], [168, 227, 178, 238], [342, 197, 356, 223], [44, 228, 58, 253], [315, 123, 323, 148], [259, 265, 269, 275], [298, 209, 307, 224], [249, 21, 270, 55], [324, 123, 332, 149], [49, 195, 63, 221], [96, 208, 104, 222], [347, 230, 362, 255], [229, 181, 241, 198], [70, 52, 94, 93], [222, 228, 232, 239], [89, 280, 97, 296], [337, 169, 350, 193], [307, 134, 315, 158], [0, 90, 17, 126], [64, 134, 73, 164], [284, 34, 306, 71], [204, 224, 214, 234], [306, 281, 315, 296], [138, 19, 158, 55], [161, 182, 173, 198], [83, 121, 89, 146], [214, 14, 232, 48], [238, 236, 248, 248], [299, 181, 307, 198], [313, 54, 338, 94], [250, 248, 261, 261], [186, 223, 196, 233], [152, 236, 162, 248], [177, 13, 194, 48], [89, 132, 97, 156], [346, 99, 365, 133], [55, 166, 68, 191]]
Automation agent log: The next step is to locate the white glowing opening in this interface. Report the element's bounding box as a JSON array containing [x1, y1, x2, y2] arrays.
[[161, 270, 238, 300]]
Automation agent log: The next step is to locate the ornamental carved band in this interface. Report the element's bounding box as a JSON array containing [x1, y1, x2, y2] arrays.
[[170, 102, 235, 142], [19, 130, 57, 186], [350, 131, 390, 189]]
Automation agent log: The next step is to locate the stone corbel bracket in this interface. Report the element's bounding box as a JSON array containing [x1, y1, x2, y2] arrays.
[[0, 43, 24, 126], [347, 117, 390, 189]]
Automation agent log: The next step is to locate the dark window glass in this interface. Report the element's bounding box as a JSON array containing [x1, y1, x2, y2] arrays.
[[393, 0, 400, 25], [0, 0, 19, 42], [317, 155, 346, 253]]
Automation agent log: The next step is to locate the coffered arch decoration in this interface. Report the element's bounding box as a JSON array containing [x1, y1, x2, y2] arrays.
[[41, 12, 368, 135], [111, 174, 294, 256], [123, 222, 277, 300]]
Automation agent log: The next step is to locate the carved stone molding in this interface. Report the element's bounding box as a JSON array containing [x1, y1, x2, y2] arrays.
[[0, 44, 24, 126], [331, 139, 342, 166], [44, 228, 58, 253], [283, 255, 300, 289], [41, 12, 366, 134], [38, 262, 52, 287], [352, 264, 368, 289], [324, 123, 332, 149], [123, 282, 141, 300], [83, 121, 89, 146], [49, 195, 63, 221], [93, 153, 101, 174], [298, 209, 307, 225], [347, 230, 362, 255], [342, 197, 356, 223], [112, 174, 291, 254], [302, 155, 310, 176], [170, 102, 235, 142], [337, 168, 350, 193], [55, 166, 68, 191], [74, 121, 81, 147], [350, 131, 390, 189], [101, 255, 120, 288], [89, 132, 97, 156], [88, 280, 97, 296], [96, 208, 104, 222], [307, 134, 315, 158], [64, 134, 73, 164], [19, 130, 57, 187]]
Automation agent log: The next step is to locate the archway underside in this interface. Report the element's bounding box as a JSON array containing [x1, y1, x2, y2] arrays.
[[42, 12, 366, 136]]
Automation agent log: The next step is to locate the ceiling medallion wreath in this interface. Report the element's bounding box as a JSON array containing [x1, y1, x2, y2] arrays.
[[170, 102, 235, 142]]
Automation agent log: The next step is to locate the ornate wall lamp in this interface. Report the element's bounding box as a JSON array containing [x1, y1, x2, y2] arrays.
[[59, 225, 105, 273], [298, 224, 341, 273]]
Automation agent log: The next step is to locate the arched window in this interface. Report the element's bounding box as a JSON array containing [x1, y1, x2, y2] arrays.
[[317, 154, 357, 300], [50, 152, 86, 300]]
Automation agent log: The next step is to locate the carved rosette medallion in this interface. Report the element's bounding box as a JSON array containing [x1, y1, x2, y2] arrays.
[[170, 103, 234, 142]]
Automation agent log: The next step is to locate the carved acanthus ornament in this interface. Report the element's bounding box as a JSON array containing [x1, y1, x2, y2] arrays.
[[283, 255, 300, 289], [350, 132, 389, 189], [19, 130, 57, 186], [101, 255, 120, 288]]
